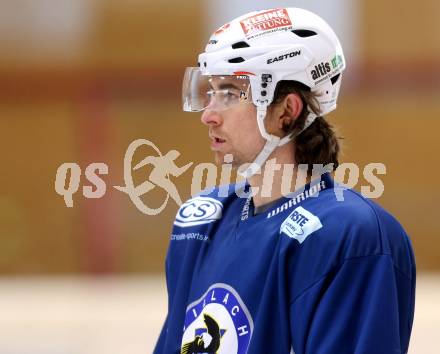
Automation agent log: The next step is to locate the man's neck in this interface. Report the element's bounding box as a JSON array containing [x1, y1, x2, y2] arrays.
[[249, 168, 312, 209], [247, 144, 309, 209]]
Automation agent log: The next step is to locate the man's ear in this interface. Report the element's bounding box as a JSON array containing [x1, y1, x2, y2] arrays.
[[277, 93, 303, 131]]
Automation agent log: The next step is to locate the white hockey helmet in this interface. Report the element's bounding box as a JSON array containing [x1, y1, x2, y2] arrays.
[[183, 8, 346, 178]]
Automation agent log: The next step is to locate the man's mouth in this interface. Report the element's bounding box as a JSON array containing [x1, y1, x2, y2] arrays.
[[210, 135, 226, 150]]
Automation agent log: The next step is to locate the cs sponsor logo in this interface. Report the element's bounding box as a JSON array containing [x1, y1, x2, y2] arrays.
[[174, 196, 223, 227]]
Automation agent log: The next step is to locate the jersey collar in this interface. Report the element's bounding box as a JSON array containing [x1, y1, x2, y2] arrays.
[[240, 172, 334, 221]]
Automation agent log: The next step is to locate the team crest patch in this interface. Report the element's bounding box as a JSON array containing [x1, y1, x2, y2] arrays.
[[181, 283, 253, 354], [280, 206, 323, 243]]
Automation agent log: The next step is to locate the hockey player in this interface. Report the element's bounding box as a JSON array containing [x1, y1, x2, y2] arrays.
[[154, 8, 415, 354]]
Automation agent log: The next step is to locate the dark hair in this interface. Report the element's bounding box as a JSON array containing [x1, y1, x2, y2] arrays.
[[270, 80, 342, 171]]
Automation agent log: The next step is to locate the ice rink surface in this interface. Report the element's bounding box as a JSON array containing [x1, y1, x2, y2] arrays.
[[0, 273, 437, 354]]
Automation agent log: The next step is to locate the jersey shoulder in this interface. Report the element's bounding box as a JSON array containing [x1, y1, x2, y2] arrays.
[[286, 185, 415, 298], [344, 188, 415, 276], [309, 185, 414, 276]]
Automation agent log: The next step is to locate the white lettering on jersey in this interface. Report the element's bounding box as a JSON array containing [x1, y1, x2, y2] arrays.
[[267, 180, 326, 219]]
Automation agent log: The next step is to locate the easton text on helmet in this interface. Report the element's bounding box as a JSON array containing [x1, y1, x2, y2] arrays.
[[267, 50, 301, 64]]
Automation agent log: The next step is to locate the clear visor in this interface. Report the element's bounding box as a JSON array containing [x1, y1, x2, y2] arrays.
[[182, 67, 251, 112]]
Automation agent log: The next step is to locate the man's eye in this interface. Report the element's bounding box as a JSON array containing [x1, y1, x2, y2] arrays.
[[227, 91, 239, 98]]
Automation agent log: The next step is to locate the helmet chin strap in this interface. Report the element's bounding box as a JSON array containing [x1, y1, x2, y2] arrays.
[[238, 105, 317, 179]]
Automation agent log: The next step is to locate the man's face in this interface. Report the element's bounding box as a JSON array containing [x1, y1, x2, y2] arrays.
[[200, 76, 266, 167]]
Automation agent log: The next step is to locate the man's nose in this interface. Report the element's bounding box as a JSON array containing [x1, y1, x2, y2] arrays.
[[201, 108, 222, 126]]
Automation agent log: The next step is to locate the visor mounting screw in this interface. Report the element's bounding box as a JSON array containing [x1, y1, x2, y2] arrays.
[[262, 74, 272, 83], [261, 91, 267, 96]]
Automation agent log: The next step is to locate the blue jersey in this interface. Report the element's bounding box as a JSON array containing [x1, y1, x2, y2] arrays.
[[153, 173, 416, 354]]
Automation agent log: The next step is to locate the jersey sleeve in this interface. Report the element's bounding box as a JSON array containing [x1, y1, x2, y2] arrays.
[[290, 254, 415, 354], [153, 314, 168, 354], [153, 248, 173, 354]]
